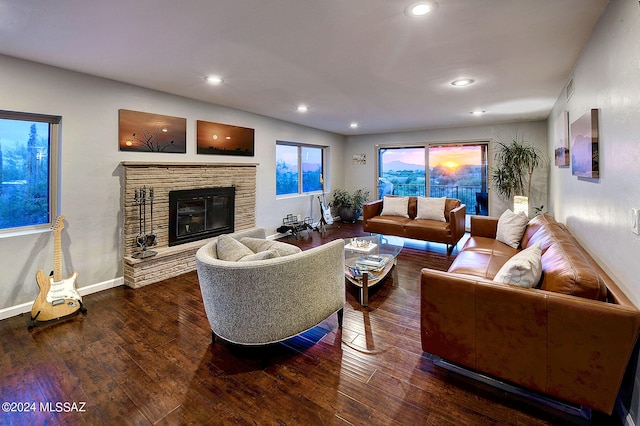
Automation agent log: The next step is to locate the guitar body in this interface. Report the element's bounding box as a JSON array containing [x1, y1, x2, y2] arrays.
[[318, 197, 333, 225], [29, 216, 85, 329], [31, 269, 81, 322], [317, 174, 333, 232]]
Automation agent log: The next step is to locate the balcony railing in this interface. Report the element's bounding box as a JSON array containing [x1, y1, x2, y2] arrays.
[[390, 184, 485, 215]]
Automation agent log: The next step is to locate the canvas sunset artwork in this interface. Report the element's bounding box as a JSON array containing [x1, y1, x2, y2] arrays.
[[196, 120, 254, 156], [119, 109, 187, 153]]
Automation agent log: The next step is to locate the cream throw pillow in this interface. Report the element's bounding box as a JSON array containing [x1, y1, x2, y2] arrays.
[[216, 234, 254, 261], [240, 237, 302, 257], [496, 209, 529, 248], [380, 196, 409, 218], [493, 243, 542, 288], [238, 249, 280, 262], [415, 197, 446, 221]]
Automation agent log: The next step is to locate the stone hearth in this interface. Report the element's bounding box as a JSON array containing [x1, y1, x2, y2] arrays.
[[121, 162, 257, 288]]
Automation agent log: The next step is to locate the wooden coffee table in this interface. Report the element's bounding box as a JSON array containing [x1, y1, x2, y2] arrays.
[[344, 235, 403, 306]]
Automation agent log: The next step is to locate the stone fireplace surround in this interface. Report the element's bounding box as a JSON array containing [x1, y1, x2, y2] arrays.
[[121, 162, 257, 288]]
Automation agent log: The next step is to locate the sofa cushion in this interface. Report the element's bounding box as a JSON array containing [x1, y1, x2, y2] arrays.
[[363, 215, 411, 236], [404, 219, 451, 241], [240, 237, 302, 256], [521, 214, 554, 248], [496, 209, 529, 248], [540, 237, 607, 300], [493, 243, 542, 288], [380, 196, 410, 218], [462, 236, 521, 258], [415, 197, 446, 222], [449, 248, 516, 280]]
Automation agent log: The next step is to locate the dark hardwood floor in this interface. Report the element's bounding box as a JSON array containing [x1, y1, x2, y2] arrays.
[[0, 223, 622, 425]]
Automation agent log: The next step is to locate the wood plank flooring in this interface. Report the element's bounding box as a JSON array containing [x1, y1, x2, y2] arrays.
[[0, 223, 621, 425]]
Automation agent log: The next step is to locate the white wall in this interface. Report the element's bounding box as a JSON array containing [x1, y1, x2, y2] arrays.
[[547, 1, 640, 421], [344, 121, 549, 217], [548, 0, 640, 305], [0, 54, 345, 315]]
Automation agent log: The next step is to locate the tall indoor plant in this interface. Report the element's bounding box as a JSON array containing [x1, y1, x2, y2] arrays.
[[491, 136, 544, 216], [331, 188, 370, 223]]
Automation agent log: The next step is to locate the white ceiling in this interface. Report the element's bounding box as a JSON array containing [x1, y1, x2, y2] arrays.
[[0, 0, 608, 135]]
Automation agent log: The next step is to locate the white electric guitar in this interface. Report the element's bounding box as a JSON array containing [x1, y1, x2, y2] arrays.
[[318, 174, 333, 227], [29, 216, 85, 329]]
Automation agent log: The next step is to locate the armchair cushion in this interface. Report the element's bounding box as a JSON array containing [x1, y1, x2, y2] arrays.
[[380, 196, 410, 218], [416, 196, 446, 222]]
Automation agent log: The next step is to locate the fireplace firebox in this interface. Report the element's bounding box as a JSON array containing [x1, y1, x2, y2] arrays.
[[168, 187, 235, 246]]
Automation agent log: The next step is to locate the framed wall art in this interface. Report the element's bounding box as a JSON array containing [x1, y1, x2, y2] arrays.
[[197, 120, 255, 156], [570, 108, 599, 179], [352, 154, 366, 165], [554, 110, 569, 167], [119, 109, 187, 153]]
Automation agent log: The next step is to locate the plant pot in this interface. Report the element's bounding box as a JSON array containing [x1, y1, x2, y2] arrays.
[[338, 207, 361, 223]]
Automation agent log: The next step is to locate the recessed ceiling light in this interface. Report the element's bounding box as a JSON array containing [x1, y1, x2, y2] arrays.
[[297, 105, 309, 113], [451, 78, 475, 87], [350, 122, 359, 129], [405, 1, 439, 17], [205, 75, 223, 85], [470, 110, 486, 116]]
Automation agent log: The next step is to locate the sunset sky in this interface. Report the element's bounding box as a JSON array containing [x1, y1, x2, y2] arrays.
[[381, 145, 483, 167]]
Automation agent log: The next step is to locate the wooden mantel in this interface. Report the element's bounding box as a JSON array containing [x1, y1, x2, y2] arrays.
[[121, 161, 258, 288]]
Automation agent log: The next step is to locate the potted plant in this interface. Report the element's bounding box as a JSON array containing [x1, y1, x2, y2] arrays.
[[490, 135, 545, 216], [331, 188, 370, 223]]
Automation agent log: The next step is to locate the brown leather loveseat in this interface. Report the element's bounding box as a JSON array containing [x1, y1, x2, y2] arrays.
[[363, 196, 466, 253], [420, 214, 640, 414]]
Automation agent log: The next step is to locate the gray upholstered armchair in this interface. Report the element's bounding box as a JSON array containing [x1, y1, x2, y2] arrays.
[[195, 228, 345, 345]]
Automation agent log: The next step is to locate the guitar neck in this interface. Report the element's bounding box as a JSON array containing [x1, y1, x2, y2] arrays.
[[53, 222, 63, 282]]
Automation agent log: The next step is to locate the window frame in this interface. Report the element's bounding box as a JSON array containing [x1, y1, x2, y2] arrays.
[[276, 141, 327, 197], [0, 110, 60, 237]]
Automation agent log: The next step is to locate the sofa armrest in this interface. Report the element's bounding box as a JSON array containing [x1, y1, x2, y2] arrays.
[[363, 199, 383, 222], [448, 204, 466, 240], [470, 215, 498, 238], [420, 268, 640, 413]]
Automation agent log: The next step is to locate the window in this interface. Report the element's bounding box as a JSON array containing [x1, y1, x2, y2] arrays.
[[0, 110, 59, 234], [276, 142, 325, 196], [376, 142, 488, 215]]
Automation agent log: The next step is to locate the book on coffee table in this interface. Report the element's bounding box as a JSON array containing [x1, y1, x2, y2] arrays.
[[346, 265, 379, 281], [356, 255, 388, 269]]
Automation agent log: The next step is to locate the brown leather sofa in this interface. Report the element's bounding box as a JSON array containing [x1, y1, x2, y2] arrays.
[[420, 214, 640, 414], [363, 197, 466, 253]]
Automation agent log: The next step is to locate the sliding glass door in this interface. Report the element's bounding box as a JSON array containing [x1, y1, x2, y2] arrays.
[[378, 147, 426, 198], [377, 142, 489, 216]]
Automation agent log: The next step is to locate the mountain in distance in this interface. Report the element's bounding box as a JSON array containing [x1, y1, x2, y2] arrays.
[[383, 160, 425, 172], [302, 162, 321, 172]]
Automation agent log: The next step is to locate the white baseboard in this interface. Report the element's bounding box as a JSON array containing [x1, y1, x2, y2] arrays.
[[0, 277, 124, 321], [0, 301, 34, 322]]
